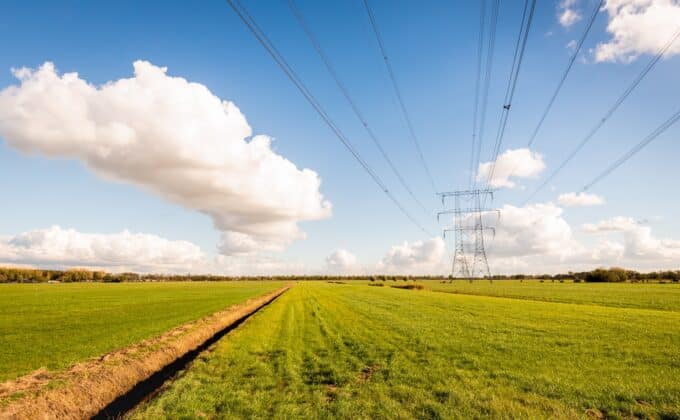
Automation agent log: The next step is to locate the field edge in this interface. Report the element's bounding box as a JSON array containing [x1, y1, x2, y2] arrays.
[[0, 284, 291, 419]]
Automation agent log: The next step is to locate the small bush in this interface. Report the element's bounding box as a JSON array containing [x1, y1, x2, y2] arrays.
[[390, 284, 424, 290], [368, 282, 384, 287]]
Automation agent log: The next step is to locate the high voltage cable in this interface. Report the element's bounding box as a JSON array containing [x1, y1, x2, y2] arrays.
[[468, 0, 487, 188], [582, 108, 680, 191], [286, 0, 430, 214], [527, 0, 603, 148], [225, 0, 434, 236], [362, 0, 438, 193], [522, 28, 680, 205], [481, 0, 536, 258], [497, 0, 601, 190], [485, 0, 536, 189], [472, 0, 500, 188]]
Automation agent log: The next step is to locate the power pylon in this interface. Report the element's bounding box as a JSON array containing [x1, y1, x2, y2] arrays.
[[438, 189, 497, 279], [439, 193, 470, 278]]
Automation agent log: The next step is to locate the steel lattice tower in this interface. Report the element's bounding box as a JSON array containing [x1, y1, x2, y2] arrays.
[[438, 189, 497, 279], [450, 194, 470, 278]]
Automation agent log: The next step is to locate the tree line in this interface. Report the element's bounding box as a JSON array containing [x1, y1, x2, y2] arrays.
[[0, 266, 679, 284]]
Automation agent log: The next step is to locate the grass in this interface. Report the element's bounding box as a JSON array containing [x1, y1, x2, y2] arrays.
[[134, 282, 680, 419], [0, 281, 283, 381], [426, 280, 680, 311]]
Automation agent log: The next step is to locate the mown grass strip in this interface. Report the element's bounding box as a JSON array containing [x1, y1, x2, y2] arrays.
[[135, 282, 680, 419]]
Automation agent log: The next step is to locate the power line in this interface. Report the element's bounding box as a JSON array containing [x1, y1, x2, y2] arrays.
[[362, 0, 438, 193], [582, 108, 680, 191], [472, 0, 500, 188], [527, 0, 603, 148], [522, 27, 680, 205], [485, 0, 537, 189], [225, 0, 434, 236], [496, 0, 601, 191], [468, 0, 487, 188], [286, 0, 431, 214]]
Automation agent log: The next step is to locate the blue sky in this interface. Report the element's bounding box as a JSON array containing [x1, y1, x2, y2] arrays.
[[0, 0, 678, 274]]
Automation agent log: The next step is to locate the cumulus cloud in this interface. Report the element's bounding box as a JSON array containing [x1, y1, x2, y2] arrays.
[[378, 237, 446, 274], [582, 216, 680, 260], [0, 226, 204, 271], [483, 208, 680, 274], [0, 61, 331, 255], [485, 203, 581, 258], [476, 148, 545, 188], [559, 0, 582, 27], [595, 0, 680, 62], [325, 249, 358, 272], [558, 191, 605, 206], [212, 254, 308, 276], [582, 216, 641, 233]]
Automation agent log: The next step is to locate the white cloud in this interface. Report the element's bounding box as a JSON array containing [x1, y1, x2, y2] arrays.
[[325, 249, 358, 272], [486, 203, 582, 258], [0, 226, 204, 272], [582, 216, 640, 232], [566, 39, 578, 51], [595, 0, 680, 62], [476, 148, 545, 188], [0, 61, 332, 255], [373, 206, 680, 276], [378, 237, 446, 274], [483, 210, 680, 274], [582, 216, 680, 260], [558, 191, 605, 206], [212, 254, 308, 276], [558, 0, 583, 28], [559, 0, 583, 28]]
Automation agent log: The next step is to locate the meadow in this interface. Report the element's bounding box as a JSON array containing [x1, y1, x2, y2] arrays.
[[135, 282, 680, 419], [425, 279, 680, 311], [0, 281, 283, 381]]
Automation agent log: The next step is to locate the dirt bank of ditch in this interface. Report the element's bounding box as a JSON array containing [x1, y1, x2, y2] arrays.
[[0, 284, 291, 419]]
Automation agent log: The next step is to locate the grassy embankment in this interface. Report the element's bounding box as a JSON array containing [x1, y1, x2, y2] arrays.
[[0, 281, 283, 381], [135, 282, 680, 419]]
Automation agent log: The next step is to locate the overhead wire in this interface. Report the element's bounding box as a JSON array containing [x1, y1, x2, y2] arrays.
[[496, 0, 602, 192], [527, 0, 603, 148], [286, 0, 431, 214], [522, 27, 680, 205], [484, 0, 537, 190], [362, 0, 438, 193], [582, 108, 680, 191], [468, 0, 488, 188], [471, 0, 500, 188], [225, 0, 435, 236], [478, 0, 537, 260]]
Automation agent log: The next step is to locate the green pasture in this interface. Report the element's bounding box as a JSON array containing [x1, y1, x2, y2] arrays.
[[424, 279, 680, 311], [135, 282, 680, 419], [0, 281, 283, 381]]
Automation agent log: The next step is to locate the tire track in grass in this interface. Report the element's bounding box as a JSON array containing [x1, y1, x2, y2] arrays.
[[134, 282, 680, 419]]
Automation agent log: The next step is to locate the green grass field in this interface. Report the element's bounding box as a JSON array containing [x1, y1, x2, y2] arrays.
[[424, 280, 680, 311], [0, 281, 283, 381], [135, 282, 680, 419]]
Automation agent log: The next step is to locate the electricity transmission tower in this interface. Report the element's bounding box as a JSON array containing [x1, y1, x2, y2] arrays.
[[438, 189, 497, 279]]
